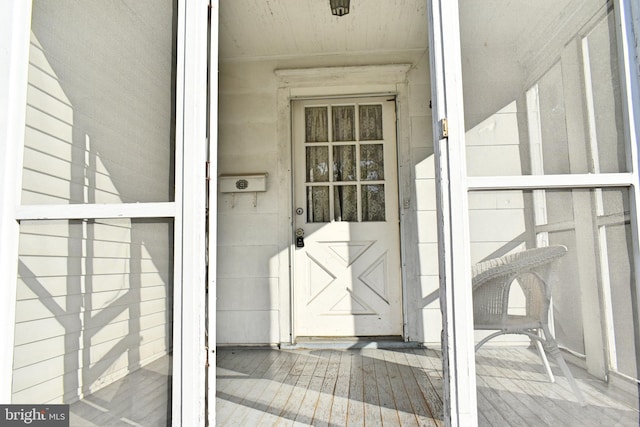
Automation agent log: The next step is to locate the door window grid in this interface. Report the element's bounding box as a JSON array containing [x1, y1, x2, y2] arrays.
[[304, 104, 386, 223]]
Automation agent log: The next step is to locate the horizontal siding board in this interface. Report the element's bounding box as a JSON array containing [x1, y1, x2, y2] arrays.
[[18, 234, 145, 257], [17, 273, 168, 299], [470, 242, 527, 264], [26, 83, 73, 123], [414, 179, 436, 211], [469, 209, 526, 242], [22, 168, 71, 201], [410, 117, 433, 149], [417, 243, 439, 276], [217, 278, 278, 311], [13, 327, 169, 395], [90, 312, 169, 347], [18, 256, 170, 277], [25, 105, 72, 142], [19, 238, 172, 260], [22, 148, 72, 181], [12, 311, 168, 370], [217, 245, 279, 278], [217, 310, 279, 344], [218, 122, 277, 155], [466, 146, 523, 176], [88, 325, 167, 363], [468, 190, 525, 210], [416, 211, 437, 243], [217, 214, 278, 246], [23, 126, 71, 162], [12, 336, 70, 371], [419, 275, 439, 300], [12, 373, 66, 404], [412, 147, 435, 179], [20, 191, 70, 205], [14, 299, 168, 346], [218, 92, 275, 124], [26, 61, 69, 103], [14, 287, 168, 322]]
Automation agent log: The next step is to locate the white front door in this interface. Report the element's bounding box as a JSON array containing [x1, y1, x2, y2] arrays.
[[292, 97, 402, 337]]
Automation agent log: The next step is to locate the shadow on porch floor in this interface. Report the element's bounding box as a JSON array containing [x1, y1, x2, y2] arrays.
[[216, 346, 640, 426]]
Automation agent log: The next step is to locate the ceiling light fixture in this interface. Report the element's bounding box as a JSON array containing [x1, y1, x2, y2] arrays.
[[330, 0, 350, 16]]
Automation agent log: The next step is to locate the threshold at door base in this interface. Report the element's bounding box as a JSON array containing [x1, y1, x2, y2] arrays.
[[281, 337, 424, 350]]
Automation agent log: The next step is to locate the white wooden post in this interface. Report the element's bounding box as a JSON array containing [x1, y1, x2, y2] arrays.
[[427, 0, 478, 425], [0, 0, 32, 403], [175, 0, 210, 425]]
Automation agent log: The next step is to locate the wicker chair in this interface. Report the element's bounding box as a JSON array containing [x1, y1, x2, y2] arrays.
[[472, 245, 585, 405]]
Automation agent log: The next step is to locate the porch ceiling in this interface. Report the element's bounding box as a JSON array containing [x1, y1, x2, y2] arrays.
[[218, 0, 429, 63], [218, 0, 574, 71]]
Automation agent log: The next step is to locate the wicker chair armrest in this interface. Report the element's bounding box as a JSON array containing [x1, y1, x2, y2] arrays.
[[471, 246, 567, 326]]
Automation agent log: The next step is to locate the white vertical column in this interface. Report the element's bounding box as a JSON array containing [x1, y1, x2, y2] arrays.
[[175, 0, 210, 425], [427, 0, 477, 425]]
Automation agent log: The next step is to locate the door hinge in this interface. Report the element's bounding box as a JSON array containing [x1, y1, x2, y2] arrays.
[[440, 118, 449, 139], [206, 161, 211, 181]]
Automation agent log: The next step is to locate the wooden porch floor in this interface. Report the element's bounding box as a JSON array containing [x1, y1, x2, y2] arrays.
[[216, 346, 640, 426], [65, 346, 640, 426]]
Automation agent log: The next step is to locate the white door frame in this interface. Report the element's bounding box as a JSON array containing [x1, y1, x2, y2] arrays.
[[0, 2, 211, 426], [275, 65, 411, 343]]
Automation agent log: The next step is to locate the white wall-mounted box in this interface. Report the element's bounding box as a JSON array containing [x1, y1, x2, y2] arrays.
[[219, 173, 268, 193]]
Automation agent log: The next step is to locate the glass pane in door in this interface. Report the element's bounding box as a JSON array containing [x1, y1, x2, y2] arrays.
[[305, 107, 329, 142], [360, 144, 385, 181], [307, 186, 330, 223], [13, 219, 173, 426], [362, 185, 385, 222], [306, 147, 330, 182], [21, 0, 177, 205], [333, 145, 356, 181], [359, 104, 383, 140], [334, 185, 357, 222], [332, 105, 355, 141]]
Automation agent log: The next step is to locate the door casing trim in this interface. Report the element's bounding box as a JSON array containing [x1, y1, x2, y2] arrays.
[[274, 65, 411, 344]]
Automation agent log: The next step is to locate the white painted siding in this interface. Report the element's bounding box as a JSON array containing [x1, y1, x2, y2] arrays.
[[13, 219, 173, 404], [12, 1, 175, 405], [217, 61, 281, 344]]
